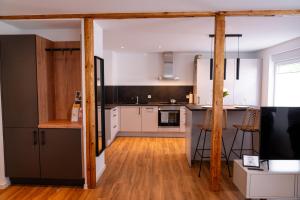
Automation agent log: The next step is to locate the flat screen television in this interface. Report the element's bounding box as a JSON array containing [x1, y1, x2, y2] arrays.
[[260, 107, 300, 160]]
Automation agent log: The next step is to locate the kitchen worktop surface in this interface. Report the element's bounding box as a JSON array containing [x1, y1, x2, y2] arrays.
[[38, 120, 82, 129], [185, 104, 256, 111], [103, 103, 255, 111], [102, 102, 188, 110]]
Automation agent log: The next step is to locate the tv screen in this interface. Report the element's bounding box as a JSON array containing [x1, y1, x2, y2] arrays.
[[260, 107, 300, 160]]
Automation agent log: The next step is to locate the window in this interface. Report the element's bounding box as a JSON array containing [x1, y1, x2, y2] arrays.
[[274, 59, 300, 106]]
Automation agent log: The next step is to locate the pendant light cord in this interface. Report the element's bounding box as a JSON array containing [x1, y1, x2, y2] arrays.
[[238, 36, 240, 58]]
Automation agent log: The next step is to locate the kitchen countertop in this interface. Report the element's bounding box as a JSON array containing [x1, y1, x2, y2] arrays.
[[103, 103, 254, 111], [38, 120, 82, 129], [102, 102, 188, 110], [185, 104, 256, 111]]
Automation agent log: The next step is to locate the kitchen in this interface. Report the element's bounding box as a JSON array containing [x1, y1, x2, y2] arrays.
[[92, 18, 267, 179], [0, 13, 299, 198]]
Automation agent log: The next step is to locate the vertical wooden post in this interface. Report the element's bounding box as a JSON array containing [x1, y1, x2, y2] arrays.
[[210, 13, 225, 192], [84, 18, 96, 189]]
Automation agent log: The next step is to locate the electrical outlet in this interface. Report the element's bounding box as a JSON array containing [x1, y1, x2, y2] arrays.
[[148, 94, 152, 99]]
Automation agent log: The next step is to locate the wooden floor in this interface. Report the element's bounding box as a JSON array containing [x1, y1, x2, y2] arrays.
[[0, 137, 243, 200]]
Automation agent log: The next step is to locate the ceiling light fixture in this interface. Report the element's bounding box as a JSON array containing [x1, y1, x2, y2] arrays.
[[236, 36, 241, 80], [210, 37, 213, 80], [158, 45, 162, 49], [121, 46, 125, 49]]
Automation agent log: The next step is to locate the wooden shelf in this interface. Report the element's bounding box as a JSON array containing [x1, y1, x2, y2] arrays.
[[38, 120, 82, 129]]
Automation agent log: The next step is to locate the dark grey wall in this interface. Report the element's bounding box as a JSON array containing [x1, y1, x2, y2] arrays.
[[99, 85, 193, 104]]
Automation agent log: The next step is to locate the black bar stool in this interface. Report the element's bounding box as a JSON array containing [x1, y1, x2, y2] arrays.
[[228, 108, 260, 159], [192, 109, 231, 177]]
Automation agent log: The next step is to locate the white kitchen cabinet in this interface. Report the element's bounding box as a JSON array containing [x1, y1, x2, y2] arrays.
[[180, 106, 186, 132], [141, 106, 158, 132], [196, 59, 212, 105], [195, 58, 261, 106], [120, 106, 142, 132], [233, 59, 261, 106], [223, 59, 235, 105], [103, 107, 120, 146]]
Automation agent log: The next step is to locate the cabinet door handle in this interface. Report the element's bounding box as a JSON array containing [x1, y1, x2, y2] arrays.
[[33, 130, 38, 145], [41, 131, 46, 145]]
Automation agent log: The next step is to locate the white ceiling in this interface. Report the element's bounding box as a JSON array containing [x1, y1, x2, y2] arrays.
[[2, 16, 300, 52], [0, 0, 300, 15], [3, 19, 81, 29], [96, 16, 300, 52]]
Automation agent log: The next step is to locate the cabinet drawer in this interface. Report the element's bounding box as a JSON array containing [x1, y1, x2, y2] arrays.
[[249, 174, 295, 198]]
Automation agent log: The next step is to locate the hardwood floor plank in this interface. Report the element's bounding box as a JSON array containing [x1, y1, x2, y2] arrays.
[[0, 137, 243, 200]]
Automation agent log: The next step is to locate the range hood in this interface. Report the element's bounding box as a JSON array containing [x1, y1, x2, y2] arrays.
[[158, 52, 179, 80]]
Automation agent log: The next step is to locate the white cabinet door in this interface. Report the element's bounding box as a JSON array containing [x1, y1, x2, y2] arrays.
[[197, 59, 212, 105], [197, 59, 235, 105], [223, 59, 235, 105], [234, 59, 261, 106], [110, 107, 119, 140], [180, 106, 186, 132], [141, 106, 158, 132], [120, 106, 141, 132]]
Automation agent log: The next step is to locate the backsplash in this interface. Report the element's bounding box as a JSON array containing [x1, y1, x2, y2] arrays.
[[99, 86, 193, 104]]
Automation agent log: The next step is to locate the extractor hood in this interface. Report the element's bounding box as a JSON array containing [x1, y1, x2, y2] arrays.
[[158, 52, 179, 80]]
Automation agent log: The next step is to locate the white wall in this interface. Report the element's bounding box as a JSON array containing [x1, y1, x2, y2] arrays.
[[112, 52, 194, 86], [93, 21, 106, 182], [258, 37, 300, 106], [0, 21, 80, 41], [105, 51, 259, 86]]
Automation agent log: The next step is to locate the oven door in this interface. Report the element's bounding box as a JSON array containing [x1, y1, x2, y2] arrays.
[[158, 110, 180, 127]]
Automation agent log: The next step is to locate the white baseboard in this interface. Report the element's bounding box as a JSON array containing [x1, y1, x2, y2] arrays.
[[96, 164, 106, 183], [118, 132, 185, 138], [0, 178, 10, 189]]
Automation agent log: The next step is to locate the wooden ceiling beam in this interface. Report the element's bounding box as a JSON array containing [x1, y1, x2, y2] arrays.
[[0, 9, 299, 20], [0, 11, 215, 20], [221, 9, 300, 16]]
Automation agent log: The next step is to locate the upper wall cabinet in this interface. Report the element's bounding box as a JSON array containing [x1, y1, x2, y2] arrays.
[[195, 58, 261, 106], [0, 35, 39, 128]]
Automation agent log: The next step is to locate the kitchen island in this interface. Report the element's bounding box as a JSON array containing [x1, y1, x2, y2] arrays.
[[185, 104, 260, 167]]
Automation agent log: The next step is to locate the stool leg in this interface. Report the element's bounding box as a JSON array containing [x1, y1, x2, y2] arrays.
[[239, 131, 245, 159], [193, 129, 203, 160], [222, 137, 231, 177], [228, 128, 239, 160], [199, 130, 207, 177]]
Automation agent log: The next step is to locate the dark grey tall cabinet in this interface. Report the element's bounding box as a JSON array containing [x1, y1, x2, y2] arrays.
[[0, 35, 83, 185], [0, 35, 40, 178]]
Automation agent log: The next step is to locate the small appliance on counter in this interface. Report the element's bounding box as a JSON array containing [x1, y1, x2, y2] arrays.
[[170, 99, 176, 104]]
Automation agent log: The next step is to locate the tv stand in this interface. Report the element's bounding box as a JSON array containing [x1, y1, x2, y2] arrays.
[[233, 160, 300, 199]]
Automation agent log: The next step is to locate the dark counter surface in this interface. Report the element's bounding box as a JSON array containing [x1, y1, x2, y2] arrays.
[[185, 104, 252, 111], [103, 102, 188, 110], [104, 103, 252, 110]]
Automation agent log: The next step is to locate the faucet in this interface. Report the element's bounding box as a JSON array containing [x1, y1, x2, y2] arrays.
[[135, 96, 139, 104]]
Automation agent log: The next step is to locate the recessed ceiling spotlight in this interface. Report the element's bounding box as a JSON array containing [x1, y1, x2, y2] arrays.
[[121, 46, 125, 49], [158, 45, 162, 49]]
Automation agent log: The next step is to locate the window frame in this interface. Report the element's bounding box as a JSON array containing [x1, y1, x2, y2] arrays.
[[273, 57, 300, 106]]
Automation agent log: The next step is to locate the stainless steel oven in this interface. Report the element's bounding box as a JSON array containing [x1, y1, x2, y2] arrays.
[[158, 106, 180, 127]]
